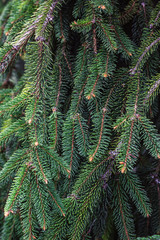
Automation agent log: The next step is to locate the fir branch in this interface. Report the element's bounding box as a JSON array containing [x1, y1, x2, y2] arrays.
[[19, 174, 37, 240], [71, 19, 93, 28], [39, 145, 70, 175], [86, 74, 99, 100], [117, 183, 131, 240], [0, 119, 26, 144], [35, 146, 48, 184], [4, 164, 29, 217], [40, 0, 63, 35], [47, 187, 65, 217], [113, 180, 136, 240], [71, 179, 101, 240], [1, 214, 16, 240], [0, 46, 19, 73], [1, 1, 160, 239], [138, 116, 160, 158], [0, 0, 63, 74], [13, 15, 40, 47], [0, 14, 41, 73], [35, 175, 46, 231], [0, 148, 31, 183], [75, 79, 87, 112], [77, 114, 87, 153], [89, 87, 114, 162], [119, 0, 139, 24], [111, 25, 132, 56], [122, 173, 151, 217], [150, 11, 160, 29], [75, 156, 112, 194], [121, 120, 135, 173], [118, 75, 140, 173], [143, 75, 160, 105], [130, 37, 160, 75], [60, 11, 73, 78], [89, 108, 106, 162], [0, 87, 31, 115], [96, 20, 117, 51]]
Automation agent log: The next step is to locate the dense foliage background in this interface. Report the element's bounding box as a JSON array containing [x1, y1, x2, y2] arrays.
[[0, 0, 160, 239]]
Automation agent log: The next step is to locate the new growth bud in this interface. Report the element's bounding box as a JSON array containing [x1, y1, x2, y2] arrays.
[[35, 141, 39, 146]]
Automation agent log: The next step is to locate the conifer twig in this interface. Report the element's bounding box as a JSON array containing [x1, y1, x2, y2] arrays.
[[130, 37, 160, 75]]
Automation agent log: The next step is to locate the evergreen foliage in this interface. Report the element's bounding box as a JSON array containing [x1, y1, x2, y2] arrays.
[[0, 0, 160, 239]]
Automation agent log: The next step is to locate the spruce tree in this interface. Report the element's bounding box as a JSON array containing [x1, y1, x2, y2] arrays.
[[0, 0, 160, 239]]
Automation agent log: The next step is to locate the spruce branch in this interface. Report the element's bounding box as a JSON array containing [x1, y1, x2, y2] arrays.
[[4, 164, 29, 218], [119, 0, 139, 24], [150, 11, 160, 29], [0, 1, 160, 239], [130, 37, 160, 75], [143, 75, 160, 105]]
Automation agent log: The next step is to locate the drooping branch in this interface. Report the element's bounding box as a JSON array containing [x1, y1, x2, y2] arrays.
[[130, 37, 160, 75]]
